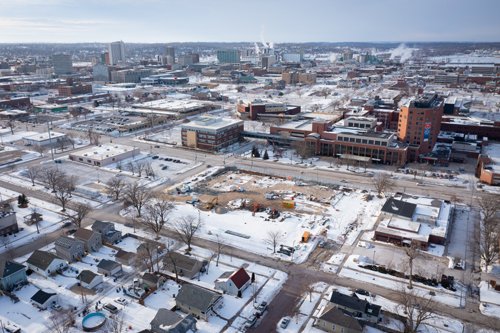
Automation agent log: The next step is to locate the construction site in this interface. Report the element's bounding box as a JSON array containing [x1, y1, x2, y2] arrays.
[[162, 168, 383, 263]]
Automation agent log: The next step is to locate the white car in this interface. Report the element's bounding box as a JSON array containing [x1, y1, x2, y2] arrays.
[[114, 297, 128, 306]]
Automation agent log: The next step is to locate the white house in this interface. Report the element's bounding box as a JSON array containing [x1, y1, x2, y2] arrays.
[[26, 250, 67, 277], [214, 267, 251, 296], [77, 270, 103, 289]]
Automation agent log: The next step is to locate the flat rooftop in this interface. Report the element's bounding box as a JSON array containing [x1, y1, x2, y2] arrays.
[[181, 116, 243, 132], [133, 99, 204, 112], [70, 143, 138, 159], [23, 131, 66, 141], [278, 119, 314, 131], [483, 143, 500, 173]]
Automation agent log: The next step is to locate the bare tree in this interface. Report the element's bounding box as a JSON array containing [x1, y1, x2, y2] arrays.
[[291, 141, 315, 162], [215, 234, 226, 267], [41, 167, 65, 192], [136, 241, 160, 272], [66, 132, 77, 149], [87, 127, 101, 146], [135, 161, 147, 177], [318, 87, 331, 99], [53, 175, 77, 212], [164, 242, 180, 282], [126, 161, 136, 175], [105, 177, 127, 200], [393, 285, 435, 333], [25, 165, 41, 186], [372, 173, 394, 196], [310, 104, 321, 112], [30, 207, 42, 234], [173, 214, 202, 253], [5, 119, 15, 134], [477, 193, 500, 225], [47, 308, 75, 333], [404, 242, 421, 289], [476, 193, 500, 269], [68, 203, 91, 228], [265, 230, 283, 253], [141, 198, 173, 239], [108, 313, 126, 333], [124, 183, 151, 217], [33, 144, 47, 157], [56, 137, 68, 152]]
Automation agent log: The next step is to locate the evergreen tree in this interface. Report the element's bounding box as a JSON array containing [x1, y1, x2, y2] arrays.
[[262, 150, 269, 160]]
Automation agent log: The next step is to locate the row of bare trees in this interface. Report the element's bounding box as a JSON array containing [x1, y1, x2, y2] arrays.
[[476, 193, 500, 269], [24, 165, 92, 226]]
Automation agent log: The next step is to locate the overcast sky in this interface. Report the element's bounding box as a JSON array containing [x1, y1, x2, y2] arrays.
[[1, 0, 499, 43]]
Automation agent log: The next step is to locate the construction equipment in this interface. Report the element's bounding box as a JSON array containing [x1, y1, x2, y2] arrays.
[[204, 197, 218, 210], [282, 200, 295, 209], [301, 231, 311, 243]]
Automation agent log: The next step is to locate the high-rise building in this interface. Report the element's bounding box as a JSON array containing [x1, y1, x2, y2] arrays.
[[52, 53, 73, 75], [108, 41, 125, 65], [397, 93, 443, 160], [217, 50, 240, 64], [165, 46, 175, 62]]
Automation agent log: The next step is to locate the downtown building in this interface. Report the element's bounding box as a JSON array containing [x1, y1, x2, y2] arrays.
[[269, 116, 408, 166], [181, 116, 243, 151], [397, 94, 444, 161], [108, 41, 126, 65], [52, 53, 73, 75]]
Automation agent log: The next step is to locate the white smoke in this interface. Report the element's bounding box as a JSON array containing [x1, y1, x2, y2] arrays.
[[389, 43, 417, 63], [254, 42, 260, 55]]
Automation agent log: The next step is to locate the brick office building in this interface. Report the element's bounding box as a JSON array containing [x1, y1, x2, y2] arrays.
[[181, 116, 243, 151], [236, 99, 301, 120], [270, 116, 408, 166], [397, 94, 444, 161]]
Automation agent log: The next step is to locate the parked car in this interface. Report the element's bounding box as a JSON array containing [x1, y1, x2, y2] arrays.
[[279, 317, 291, 329], [114, 298, 128, 306], [355, 289, 370, 296], [255, 301, 268, 316], [103, 303, 119, 314], [244, 315, 257, 329], [51, 303, 62, 311]]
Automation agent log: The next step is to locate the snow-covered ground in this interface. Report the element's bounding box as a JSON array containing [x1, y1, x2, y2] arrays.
[[339, 255, 464, 308], [479, 281, 500, 319], [0, 186, 73, 251]]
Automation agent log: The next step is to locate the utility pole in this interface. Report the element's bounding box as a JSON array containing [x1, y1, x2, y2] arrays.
[[47, 121, 54, 161]]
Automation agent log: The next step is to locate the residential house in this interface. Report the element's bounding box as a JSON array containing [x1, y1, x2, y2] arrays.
[[175, 284, 223, 320], [26, 250, 67, 277], [74, 228, 102, 252], [55, 236, 85, 262], [30, 289, 58, 309], [214, 267, 251, 296], [315, 305, 363, 333], [163, 252, 204, 279], [77, 270, 103, 289], [329, 291, 381, 323], [150, 308, 197, 333], [91, 220, 122, 244], [97, 259, 122, 276], [0, 260, 27, 291], [141, 272, 166, 290], [0, 211, 18, 236], [115, 249, 136, 266]]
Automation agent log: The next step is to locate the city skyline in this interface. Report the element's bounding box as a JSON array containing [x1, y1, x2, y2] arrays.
[[1, 0, 500, 43]]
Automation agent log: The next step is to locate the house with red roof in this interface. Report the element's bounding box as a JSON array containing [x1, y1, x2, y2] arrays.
[[214, 267, 251, 296]]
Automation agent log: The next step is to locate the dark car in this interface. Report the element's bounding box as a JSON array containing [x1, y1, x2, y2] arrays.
[[355, 289, 370, 296]]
